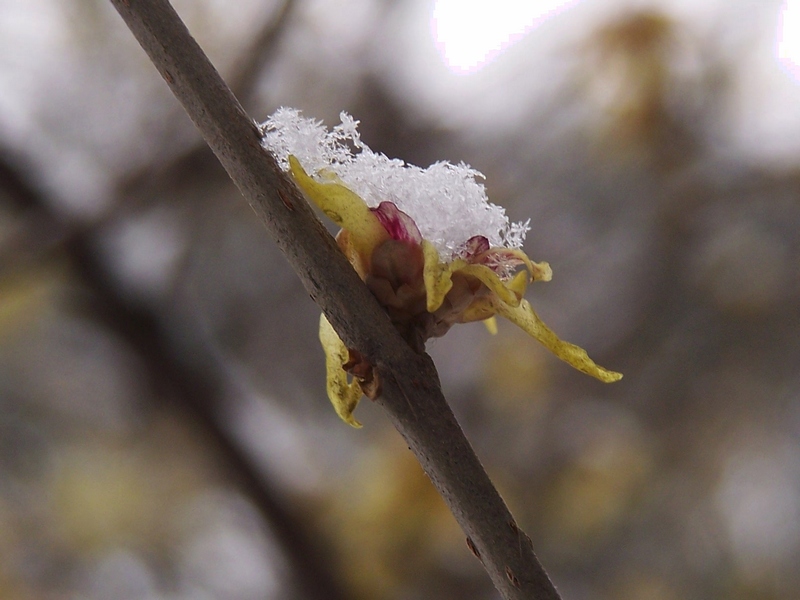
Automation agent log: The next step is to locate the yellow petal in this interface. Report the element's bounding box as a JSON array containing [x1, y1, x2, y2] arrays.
[[505, 248, 535, 277], [532, 260, 553, 283], [458, 263, 525, 307], [289, 156, 388, 259], [422, 240, 467, 312], [335, 229, 370, 279], [319, 314, 363, 427], [493, 299, 623, 383], [506, 269, 530, 298], [508, 249, 552, 283], [482, 247, 551, 283], [483, 316, 498, 335], [457, 297, 495, 324]]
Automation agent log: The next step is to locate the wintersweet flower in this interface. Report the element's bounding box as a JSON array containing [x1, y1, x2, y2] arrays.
[[262, 108, 622, 427]]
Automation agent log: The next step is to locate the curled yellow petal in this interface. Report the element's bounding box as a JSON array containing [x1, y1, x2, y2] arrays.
[[458, 297, 495, 324], [493, 298, 623, 383], [481, 247, 552, 283], [319, 314, 363, 427], [458, 264, 526, 308], [504, 248, 535, 277], [506, 248, 552, 283], [422, 240, 466, 312], [532, 260, 553, 283], [289, 156, 388, 259], [506, 269, 530, 299]]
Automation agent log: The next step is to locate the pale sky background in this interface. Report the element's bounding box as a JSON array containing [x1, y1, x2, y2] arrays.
[[431, 0, 585, 74], [433, 0, 800, 78], [419, 0, 800, 163]]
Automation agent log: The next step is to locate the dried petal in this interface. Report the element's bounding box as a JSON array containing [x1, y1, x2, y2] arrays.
[[319, 314, 363, 427], [491, 298, 623, 383]]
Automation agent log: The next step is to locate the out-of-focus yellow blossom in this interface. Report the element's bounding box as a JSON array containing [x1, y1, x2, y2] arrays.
[[263, 109, 621, 427]]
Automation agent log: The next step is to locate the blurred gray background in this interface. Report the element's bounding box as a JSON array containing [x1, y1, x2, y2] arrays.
[[1, 0, 799, 599]]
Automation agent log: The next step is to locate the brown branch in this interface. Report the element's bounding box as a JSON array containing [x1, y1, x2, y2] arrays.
[[107, 1, 562, 598]]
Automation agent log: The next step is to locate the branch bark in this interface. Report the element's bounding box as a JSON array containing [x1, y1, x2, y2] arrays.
[[108, 1, 562, 598]]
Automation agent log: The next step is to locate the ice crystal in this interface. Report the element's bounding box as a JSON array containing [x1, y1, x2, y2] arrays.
[[261, 108, 529, 259]]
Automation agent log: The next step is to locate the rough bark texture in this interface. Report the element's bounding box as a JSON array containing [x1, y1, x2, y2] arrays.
[[108, 1, 562, 598]]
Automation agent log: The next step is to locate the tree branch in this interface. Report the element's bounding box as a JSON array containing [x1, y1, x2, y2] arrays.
[[108, 1, 562, 598]]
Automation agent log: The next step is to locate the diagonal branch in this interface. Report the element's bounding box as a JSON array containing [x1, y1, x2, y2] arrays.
[[108, 1, 562, 598]]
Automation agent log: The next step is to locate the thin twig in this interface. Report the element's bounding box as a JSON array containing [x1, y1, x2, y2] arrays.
[[107, 1, 563, 598]]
